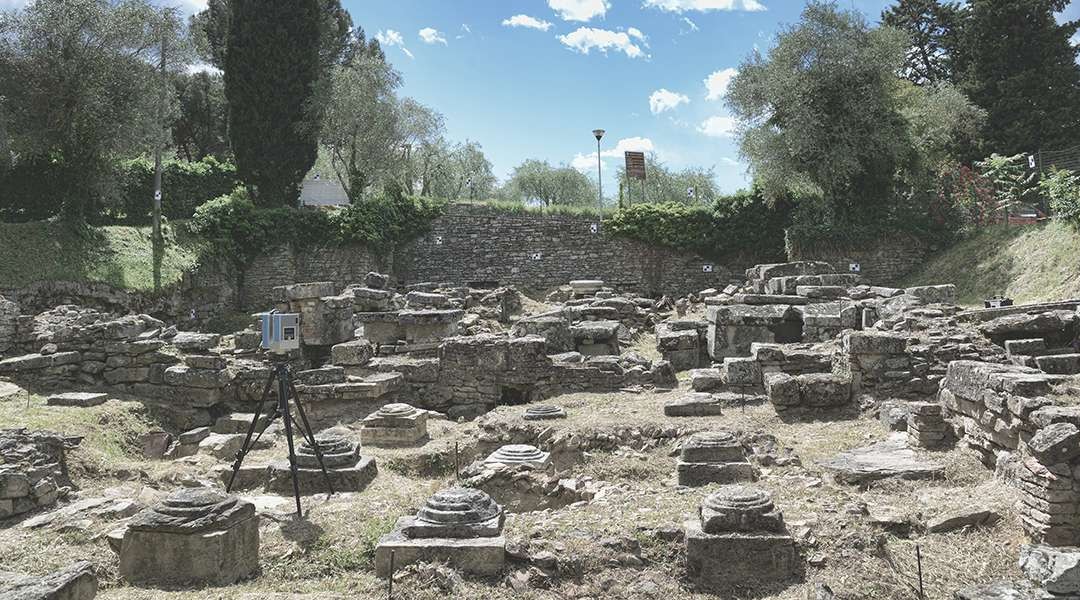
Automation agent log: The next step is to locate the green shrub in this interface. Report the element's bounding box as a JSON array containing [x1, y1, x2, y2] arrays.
[[1040, 168, 1080, 229], [0, 157, 70, 222], [114, 156, 238, 223], [188, 187, 446, 267], [605, 190, 789, 260]]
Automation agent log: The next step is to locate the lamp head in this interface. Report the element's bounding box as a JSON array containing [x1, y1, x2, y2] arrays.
[[592, 129, 605, 141]]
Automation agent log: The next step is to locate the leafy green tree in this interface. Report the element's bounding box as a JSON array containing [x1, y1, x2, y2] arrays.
[[976, 153, 1039, 218], [727, 1, 911, 222], [955, 0, 1080, 154], [502, 160, 597, 207], [882, 0, 962, 86], [322, 37, 402, 201], [421, 141, 497, 200], [224, 0, 324, 207], [172, 70, 229, 161], [1039, 168, 1080, 228], [0, 0, 188, 221], [615, 153, 719, 205]]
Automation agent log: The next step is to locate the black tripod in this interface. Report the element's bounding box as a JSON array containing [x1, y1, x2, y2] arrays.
[[227, 358, 335, 518]]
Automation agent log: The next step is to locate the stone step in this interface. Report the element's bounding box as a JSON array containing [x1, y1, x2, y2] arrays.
[[46, 392, 108, 408]]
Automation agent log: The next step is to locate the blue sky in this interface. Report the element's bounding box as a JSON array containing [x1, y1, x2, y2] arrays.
[[341, 0, 1080, 193], [4, 0, 1077, 192], [346, 0, 896, 192]]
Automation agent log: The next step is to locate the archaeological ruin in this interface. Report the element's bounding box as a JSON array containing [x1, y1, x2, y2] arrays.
[[2, 251, 1080, 600]]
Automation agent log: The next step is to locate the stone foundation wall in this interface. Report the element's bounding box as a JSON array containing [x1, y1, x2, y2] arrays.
[[393, 204, 764, 296], [939, 361, 1071, 467], [786, 235, 931, 286]]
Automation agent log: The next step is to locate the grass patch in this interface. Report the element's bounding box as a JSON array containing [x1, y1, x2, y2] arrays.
[[0, 221, 203, 292], [0, 395, 156, 479], [903, 221, 1080, 306]]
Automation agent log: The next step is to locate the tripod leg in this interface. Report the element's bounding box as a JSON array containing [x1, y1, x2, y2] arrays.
[[286, 376, 337, 498], [279, 371, 304, 518], [227, 368, 277, 493]]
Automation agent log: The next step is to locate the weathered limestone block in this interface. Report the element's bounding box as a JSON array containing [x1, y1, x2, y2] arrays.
[[523, 405, 567, 420], [374, 487, 506, 577], [690, 368, 723, 392], [765, 372, 851, 418], [170, 332, 220, 352], [46, 392, 107, 408], [980, 310, 1079, 347], [706, 304, 802, 359], [483, 444, 551, 470], [331, 339, 375, 367], [665, 392, 725, 417], [685, 486, 798, 590], [118, 489, 259, 587], [570, 320, 621, 356], [904, 284, 957, 305], [405, 291, 449, 309], [1028, 424, 1080, 466], [1020, 544, 1080, 595], [907, 402, 949, 449], [818, 437, 945, 485], [677, 432, 757, 486], [267, 435, 376, 494], [360, 403, 429, 447], [0, 561, 97, 600], [569, 280, 604, 296], [1037, 354, 1080, 375], [510, 316, 572, 353]]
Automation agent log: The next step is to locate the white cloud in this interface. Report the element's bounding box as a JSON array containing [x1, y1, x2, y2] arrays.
[[699, 115, 738, 137], [704, 67, 737, 101], [376, 29, 414, 59], [549, 0, 610, 22], [644, 0, 766, 12], [502, 15, 554, 31], [0, 0, 28, 9], [649, 89, 689, 114], [419, 27, 447, 45], [175, 0, 208, 12], [682, 17, 699, 31], [627, 27, 646, 41], [559, 27, 646, 59], [719, 157, 742, 166], [572, 137, 656, 173]]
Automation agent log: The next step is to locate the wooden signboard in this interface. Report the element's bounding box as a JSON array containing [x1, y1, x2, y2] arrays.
[[624, 151, 647, 180]]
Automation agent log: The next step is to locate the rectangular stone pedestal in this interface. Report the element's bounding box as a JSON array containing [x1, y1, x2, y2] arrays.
[[118, 517, 260, 587], [266, 456, 377, 495], [360, 423, 428, 447], [677, 461, 756, 486], [684, 519, 797, 590], [374, 519, 505, 577]]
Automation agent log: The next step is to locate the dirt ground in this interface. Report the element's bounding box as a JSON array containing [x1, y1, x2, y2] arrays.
[[0, 381, 1023, 600]]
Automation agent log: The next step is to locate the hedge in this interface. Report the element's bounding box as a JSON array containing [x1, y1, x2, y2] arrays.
[[188, 187, 447, 267], [605, 190, 790, 261]]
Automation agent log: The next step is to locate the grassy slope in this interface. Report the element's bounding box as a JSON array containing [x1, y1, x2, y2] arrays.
[[0, 221, 202, 292], [902, 221, 1080, 307]]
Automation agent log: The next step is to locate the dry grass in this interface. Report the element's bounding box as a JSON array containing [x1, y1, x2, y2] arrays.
[[0, 387, 1025, 599], [903, 221, 1080, 306]]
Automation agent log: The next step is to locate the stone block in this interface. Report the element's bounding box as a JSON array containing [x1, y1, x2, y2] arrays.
[[331, 339, 375, 366], [374, 526, 506, 577], [266, 455, 377, 495], [1027, 423, 1080, 465], [285, 281, 336, 301], [1037, 354, 1080, 375], [684, 520, 797, 589], [46, 392, 107, 408], [690, 368, 723, 392], [0, 561, 97, 600], [1020, 544, 1080, 595], [677, 461, 757, 486], [904, 284, 957, 305], [664, 393, 723, 417]]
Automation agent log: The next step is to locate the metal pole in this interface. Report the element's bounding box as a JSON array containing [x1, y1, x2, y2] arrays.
[[916, 544, 925, 600], [152, 16, 167, 292], [596, 137, 603, 215]]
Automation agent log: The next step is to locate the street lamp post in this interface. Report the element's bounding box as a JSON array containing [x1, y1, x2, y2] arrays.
[[592, 129, 605, 215]]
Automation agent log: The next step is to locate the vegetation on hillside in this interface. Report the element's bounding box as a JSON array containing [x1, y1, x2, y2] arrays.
[[0, 221, 201, 291], [902, 221, 1080, 306]]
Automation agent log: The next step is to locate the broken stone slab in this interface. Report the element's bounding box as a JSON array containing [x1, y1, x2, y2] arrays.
[[690, 368, 722, 392], [46, 392, 107, 408], [818, 437, 945, 485], [285, 281, 337, 301], [170, 331, 221, 352], [0, 560, 97, 600], [1036, 354, 1080, 375], [331, 339, 374, 366], [730, 294, 811, 306], [904, 284, 957, 305], [0, 382, 25, 403], [569, 280, 604, 295], [664, 393, 723, 417], [1019, 544, 1080, 595], [954, 581, 1052, 600], [1027, 423, 1080, 465], [925, 506, 1001, 533]]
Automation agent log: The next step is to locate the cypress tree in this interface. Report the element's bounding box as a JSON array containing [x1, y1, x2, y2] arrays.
[[224, 0, 323, 207], [958, 0, 1080, 154]]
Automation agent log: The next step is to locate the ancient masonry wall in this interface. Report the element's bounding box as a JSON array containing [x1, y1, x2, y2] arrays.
[[393, 204, 763, 297], [786, 235, 930, 286]]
